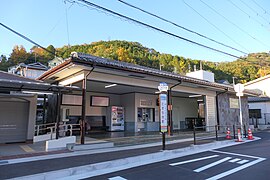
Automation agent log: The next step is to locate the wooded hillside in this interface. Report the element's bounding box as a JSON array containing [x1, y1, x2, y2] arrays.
[[1, 40, 269, 83]]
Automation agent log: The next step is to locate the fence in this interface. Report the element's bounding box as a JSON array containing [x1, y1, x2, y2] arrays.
[[35, 123, 80, 141], [193, 124, 249, 145], [249, 113, 270, 128]]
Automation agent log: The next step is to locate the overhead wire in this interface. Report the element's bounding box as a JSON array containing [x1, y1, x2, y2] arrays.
[[182, 0, 250, 53], [0, 22, 56, 56], [64, 0, 71, 48], [251, 0, 270, 18], [69, 0, 243, 59], [200, 0, 270, 49], [228, 0, 270, 31], [43, 1, 74, 44], [117, 0, 248, 55], [239, 0, 270, 25]]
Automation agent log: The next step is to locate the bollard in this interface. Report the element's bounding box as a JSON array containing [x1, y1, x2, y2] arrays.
[[193, 120, 196, 145], [244, 124, 247, 138], [215, 125, 218, 141], [233, 125, 236, 139]]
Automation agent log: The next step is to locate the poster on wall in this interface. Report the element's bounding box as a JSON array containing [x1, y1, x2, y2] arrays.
[[229, 98, 239, 109], [159, 93, 168, 132]]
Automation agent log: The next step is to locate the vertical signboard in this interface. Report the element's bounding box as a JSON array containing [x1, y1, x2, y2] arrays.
[[159, 93, 168, 132]]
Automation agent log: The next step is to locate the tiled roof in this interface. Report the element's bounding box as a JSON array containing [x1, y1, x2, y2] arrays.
[[0, 71, 42, 83], [71, 52, 234, 90], [0, 71, 78, 92], [248, 96, 270, 102]]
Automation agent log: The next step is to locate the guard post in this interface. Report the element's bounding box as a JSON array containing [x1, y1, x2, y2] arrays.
[[158, 82, 168, 150]]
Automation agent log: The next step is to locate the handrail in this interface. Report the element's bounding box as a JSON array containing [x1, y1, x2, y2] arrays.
[[35, 123, 80, 139]]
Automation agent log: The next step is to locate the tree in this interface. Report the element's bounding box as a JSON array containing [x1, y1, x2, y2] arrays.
[[44, 45, 56, 60], [9, 45, 29, 65], [0, 55, 9, 71]]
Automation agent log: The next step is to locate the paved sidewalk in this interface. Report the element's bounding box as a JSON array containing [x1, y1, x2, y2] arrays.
[[0, 131, 214, 160], [0, 135, 259, 180]]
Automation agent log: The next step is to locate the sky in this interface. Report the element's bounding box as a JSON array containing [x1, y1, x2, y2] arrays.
[[1, 0, 270, 62]]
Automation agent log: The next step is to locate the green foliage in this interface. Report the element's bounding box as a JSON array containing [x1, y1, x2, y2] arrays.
[[1, 41, 270, 84]]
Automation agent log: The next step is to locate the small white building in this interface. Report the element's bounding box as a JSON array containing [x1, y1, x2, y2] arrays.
[[8, 62, 48, 79], [48, 57, 64, 69], [245, 75, 270, 129]]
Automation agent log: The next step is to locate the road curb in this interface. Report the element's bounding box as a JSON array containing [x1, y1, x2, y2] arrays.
[[13, 137, 260, 180]]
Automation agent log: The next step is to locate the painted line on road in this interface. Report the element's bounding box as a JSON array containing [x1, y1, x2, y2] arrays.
[[229, 158, 241, 163], [210, 150, 261, 159], [0, 160, 8, 165], [169, 155, 219, 166], [206, 157, 266, 180], [20, 145, 35, 153], [194, 157, 232, 173], [237, 160, 249, 164], [109, 176, 127, 180]]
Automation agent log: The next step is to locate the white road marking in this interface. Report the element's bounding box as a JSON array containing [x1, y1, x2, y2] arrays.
[[210, 150, 261, 159], [169, 155, 219, 166], [206, 157, 266, 180], [108, 176, 127, 180], [194, 157, 232, 172], [237, 160, 249, 164], [229, 158, 241, 162]]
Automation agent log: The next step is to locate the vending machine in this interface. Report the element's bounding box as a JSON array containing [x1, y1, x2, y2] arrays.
[[107, 106, 125, 131]]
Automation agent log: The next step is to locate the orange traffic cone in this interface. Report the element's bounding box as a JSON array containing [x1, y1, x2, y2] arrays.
[[226, 128, 231, 139], [235, 128, 243, 142], [247, 128, 254, 140]]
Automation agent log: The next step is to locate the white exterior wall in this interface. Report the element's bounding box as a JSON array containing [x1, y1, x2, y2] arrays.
[[172, 97, 198, 129], [249, 102, 268, 114], [26, 95, 37, 140], [25, 69, 46, 79], [205, 95, 217, 131], [121, 93, 136, 132], [245, 78, 270, 96], [0, 94, 37, 141], [249, 102, 270, 125], [186, 70, 215, 82]]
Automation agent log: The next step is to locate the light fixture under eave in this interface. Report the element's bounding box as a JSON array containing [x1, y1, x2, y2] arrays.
[[105, 84, 117, 88], [189, 94, 202, 98], [22, 91, 53, 95], [59, 73, 85, 86]]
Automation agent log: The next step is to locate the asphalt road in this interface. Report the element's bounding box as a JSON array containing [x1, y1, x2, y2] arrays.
[[0, 138, 214, 179], [88, 131, 270, 180]]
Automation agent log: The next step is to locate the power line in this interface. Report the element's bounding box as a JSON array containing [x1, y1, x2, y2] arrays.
[[70, 0, 242, 59], [240, 0, 270, 25], [228, 0, 270, 31], [44, 2, 74, 44], [64, 0, 71, 48], [117, 0, 248, 55], [0, 22, 56, 56], [252, 0, 270, 18], [200, 0, 270, 49], [182, 0, 250, 53]]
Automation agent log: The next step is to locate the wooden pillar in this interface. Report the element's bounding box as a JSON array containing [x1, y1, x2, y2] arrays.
[[56, 90, 62, 139], [42, 94, 47, 124], [80, 78, 87, 144]]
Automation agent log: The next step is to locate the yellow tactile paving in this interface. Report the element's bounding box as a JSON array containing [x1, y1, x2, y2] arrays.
[[20, 145, 35, 153]]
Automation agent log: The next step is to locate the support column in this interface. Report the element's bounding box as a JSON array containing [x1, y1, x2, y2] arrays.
[[80, 78, 87, 144], [42, 94, 47, 124], [167, 89, 173, 136], [56, 90, 61, 139]]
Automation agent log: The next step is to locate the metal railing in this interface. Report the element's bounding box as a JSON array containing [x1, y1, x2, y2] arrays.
[[35, 123, 80, 140], [193, 124, 249, 145], [249, 113, 270, 127]]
